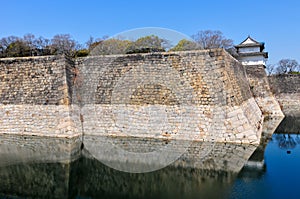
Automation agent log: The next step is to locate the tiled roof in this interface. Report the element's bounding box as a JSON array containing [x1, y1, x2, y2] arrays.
[[238, 51, 268, 58], [239, 36, 260, 45], [235, 36, 265, 51]]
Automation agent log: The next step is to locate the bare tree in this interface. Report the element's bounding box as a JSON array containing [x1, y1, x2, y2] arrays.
[[276, 59, 299, 74], [35, 36, 51, 55], [0, 44, 4, 57], [192, 30, 233, 49], [86, 36, 109, 51], [86, 36, 95, 50], [0, 36, 19, 49], [23, 33, 42, 56], [266, 64, 276, 75], [50, 34, 77, 55]]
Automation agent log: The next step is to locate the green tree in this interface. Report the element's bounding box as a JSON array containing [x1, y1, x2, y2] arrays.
[[5, 40, 31, 57], [126, 35, 169, 53], [89, 38, 132, 55], [169, 39, 200, 51], [0, 36, 19, 57], [0, 34, 82, 57]]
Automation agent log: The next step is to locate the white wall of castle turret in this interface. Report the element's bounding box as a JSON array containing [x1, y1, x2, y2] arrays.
[[239, 47, 260, 53], [239, 56, 267, 66]]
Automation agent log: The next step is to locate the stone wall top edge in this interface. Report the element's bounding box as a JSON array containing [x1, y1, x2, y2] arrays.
[[0, 55, 62, 61], [0, 49, 233, 63], [268, 74, 300, 77], [76, 48, 229, 61], [103, 48, 223, 56]]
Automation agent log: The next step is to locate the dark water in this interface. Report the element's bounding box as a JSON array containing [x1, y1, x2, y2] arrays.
[[0, 117, 299, 199]]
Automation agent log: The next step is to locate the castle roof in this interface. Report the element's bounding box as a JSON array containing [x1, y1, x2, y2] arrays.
[[235, 36, 265, 52], [237, 51, 268, 58]]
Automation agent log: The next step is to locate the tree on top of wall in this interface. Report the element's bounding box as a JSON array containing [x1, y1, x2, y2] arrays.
[[169, 39, 201, 51], [0, 30, 234, 58], [89, 38, 133, 55], [275, 59, 300, 74], [126, 35, 170, 53], [192, 30, 234, 49], [267, 59, 300, 75], [169, 30, 234, 52]]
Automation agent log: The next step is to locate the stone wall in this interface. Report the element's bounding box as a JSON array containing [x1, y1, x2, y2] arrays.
[[0, 49, 264, 144], [244, 65, 284, 117], [268, 74, 300, 116], [77, 49, 263, 144], [0, 56, 80, 137], [0, 56, 68, 105]]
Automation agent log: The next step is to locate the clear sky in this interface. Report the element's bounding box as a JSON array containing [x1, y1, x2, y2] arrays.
[[1, 0, 300, 64]]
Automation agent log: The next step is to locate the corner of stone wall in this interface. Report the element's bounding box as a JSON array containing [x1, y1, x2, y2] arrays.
[[0, 55, 82, 138], [61, 55, 83, 138], [63, 55, 76, 105], [244, 65, 284, 117]]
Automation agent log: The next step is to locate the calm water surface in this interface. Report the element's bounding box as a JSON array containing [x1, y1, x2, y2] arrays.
[[231, 133, 300, 199], [0, 117, 299, 199]]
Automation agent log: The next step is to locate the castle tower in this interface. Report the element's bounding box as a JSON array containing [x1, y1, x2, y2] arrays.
[[235, 36, 268, 66], [235, 36, 284, 117]]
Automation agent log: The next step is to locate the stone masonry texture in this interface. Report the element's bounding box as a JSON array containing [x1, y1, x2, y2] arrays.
[[75, 49, 263, 144], [0, 55, 80, 137], [244, 65, 284, 117], [0, 49, 293, 144], [268, 74, 300, 117]]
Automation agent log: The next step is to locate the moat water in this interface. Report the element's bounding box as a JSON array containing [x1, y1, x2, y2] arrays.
[[0, 117, 299, 199]]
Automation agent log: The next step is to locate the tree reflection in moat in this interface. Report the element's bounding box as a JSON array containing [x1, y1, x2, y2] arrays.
[[274, 134, 300, 153]]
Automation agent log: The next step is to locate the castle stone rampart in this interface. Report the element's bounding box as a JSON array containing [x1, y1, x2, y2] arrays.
[[0, 49, 271, 144]]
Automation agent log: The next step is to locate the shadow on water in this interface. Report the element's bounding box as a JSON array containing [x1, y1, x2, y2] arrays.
[[230, 116, 300, 199], [1, 116, 300, 199], [274, 116, 300, 134]]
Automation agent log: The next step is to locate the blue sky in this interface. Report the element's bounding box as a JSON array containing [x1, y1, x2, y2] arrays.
[[1, 0, 300, 64]]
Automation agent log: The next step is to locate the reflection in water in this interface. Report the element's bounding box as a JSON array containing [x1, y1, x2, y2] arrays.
[[0, 161, 72, 199], [82, 135, 257, 173], [273, 116, 300, 153], [0, 155, 235, 199], [241, 116, 283, 170], [1, 116, 297, 199], [230, 115, 300, 199], [0, 135, 257, 199], [0, 135, 82, 167], [71, 157, 236, 199], [275, 134, 297, 150], [296, 134, 300, 144], [230, 133, 300, 199]]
